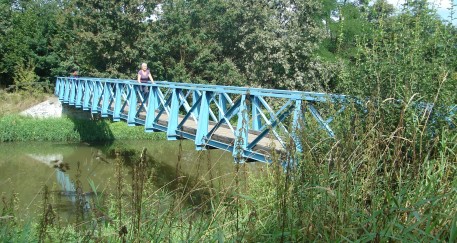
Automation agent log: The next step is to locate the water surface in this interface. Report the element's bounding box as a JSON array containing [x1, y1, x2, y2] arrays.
[[0, 140, 256, 222]]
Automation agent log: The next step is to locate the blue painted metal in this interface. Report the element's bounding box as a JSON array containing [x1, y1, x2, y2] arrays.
[[127, 85, 137, 126], [195, 91, 212, 150], [75, 79, 83, 108], [251, 96, 261, 131], [292, 100, 303, 152], [83, 80, 90, 110], [233, 94, 249, 162], [69, 78, 76, 105], [167, 88, 181, 140], [55, 77, 357, 163]]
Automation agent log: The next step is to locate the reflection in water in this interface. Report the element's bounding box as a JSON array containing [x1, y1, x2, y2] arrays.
[[0, 140, 252, 222], [56, 170, 76, 201], [27, 153, 91, 210]]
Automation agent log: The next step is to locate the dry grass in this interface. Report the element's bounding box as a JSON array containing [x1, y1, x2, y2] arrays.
[[0, 91, 51, 116]]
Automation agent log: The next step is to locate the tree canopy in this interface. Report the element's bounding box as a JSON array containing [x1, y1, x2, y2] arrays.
[[0, 0, 455, 103]]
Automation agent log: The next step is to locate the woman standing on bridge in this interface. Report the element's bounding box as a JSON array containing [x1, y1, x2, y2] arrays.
[[137, 63, 155, 96]]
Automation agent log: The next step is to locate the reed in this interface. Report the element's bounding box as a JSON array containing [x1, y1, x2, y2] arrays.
[[3, 118, 455, 242]]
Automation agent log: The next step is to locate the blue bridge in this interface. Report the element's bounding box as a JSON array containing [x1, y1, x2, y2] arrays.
[[54, 77, 352, 163]]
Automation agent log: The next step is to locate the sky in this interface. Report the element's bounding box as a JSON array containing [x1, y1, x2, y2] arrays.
[[386, 0, 456, 24]]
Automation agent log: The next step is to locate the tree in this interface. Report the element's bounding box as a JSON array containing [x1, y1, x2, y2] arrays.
[[69, 0, 158, 78], [0, 0, 65, 85]]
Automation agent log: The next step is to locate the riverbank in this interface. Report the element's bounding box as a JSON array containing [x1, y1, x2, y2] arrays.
[[0, 91, 166, 142], [0, 115, 166, 142]]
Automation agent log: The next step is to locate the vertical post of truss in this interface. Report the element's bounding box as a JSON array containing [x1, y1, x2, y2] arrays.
[[75, 80, 83, 108], [113, 83, 122, 121], [127, 85, 138, 126], [101, 83, 111, 117], [55, 78, 61, 96], [58, 78, 65, 100], [145, 86, 158, 132], [292, 99, 303, 153], [192, 90, 201, 117], [233, 94, 249, 161], [69, 79, 76, 105], [91, 81, 101, 113], [83, 80, 91, 110], [195, 91, 212, 150], [218, 93, 227, 121], [251, 95, 261, 131], [63, 78, 70, 103], [167, 88, 181, 140]]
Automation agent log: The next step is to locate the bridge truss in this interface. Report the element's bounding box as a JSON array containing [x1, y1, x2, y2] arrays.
[[55, 77, 349, 163]]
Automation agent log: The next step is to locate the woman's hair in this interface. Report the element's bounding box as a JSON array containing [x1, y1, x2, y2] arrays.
[[141, 63, 147, 67]]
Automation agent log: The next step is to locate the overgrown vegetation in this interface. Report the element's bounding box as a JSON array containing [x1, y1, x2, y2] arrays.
[[0, 91, 49, 116], [1, 117, 455, 241]]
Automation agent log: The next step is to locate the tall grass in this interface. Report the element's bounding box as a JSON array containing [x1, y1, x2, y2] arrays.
[[0, 111, 455, 241], [0, 91, 49, 116]]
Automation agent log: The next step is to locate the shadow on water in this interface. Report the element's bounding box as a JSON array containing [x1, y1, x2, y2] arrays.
[[61, 104, 213, 210], [104, 147, 214, 210]]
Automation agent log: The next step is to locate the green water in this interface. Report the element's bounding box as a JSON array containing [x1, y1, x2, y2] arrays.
[[0, 140, 252, 222]]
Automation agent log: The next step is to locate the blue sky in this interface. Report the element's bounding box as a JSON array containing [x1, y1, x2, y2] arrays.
[[387, 0, 456, 25]]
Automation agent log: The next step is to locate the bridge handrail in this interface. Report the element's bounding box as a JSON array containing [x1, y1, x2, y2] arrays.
[[57, 76, 349, 102]]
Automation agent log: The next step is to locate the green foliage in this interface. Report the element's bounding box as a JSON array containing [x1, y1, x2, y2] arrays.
[[13, 59, 39, 93], [336, 1, 457, 104], [0, 0, 67, 85], [0, 115, 166, 142], [66, 0, 159, 79]]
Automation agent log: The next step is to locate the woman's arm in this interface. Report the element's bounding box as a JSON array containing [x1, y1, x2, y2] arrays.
[[137, 73, 141, 83], [149, 73, 154, 83]]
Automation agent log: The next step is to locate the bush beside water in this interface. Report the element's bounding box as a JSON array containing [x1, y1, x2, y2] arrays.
[[0, 115, 166, 142]]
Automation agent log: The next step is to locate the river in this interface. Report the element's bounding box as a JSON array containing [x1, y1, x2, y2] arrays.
[[0, 140, 258, 222]]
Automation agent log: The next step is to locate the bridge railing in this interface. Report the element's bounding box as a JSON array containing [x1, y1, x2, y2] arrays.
[[55, 77, 350, 163]]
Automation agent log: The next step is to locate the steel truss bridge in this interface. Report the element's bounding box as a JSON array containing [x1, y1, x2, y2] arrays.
[[53, 77, 363, 163]]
